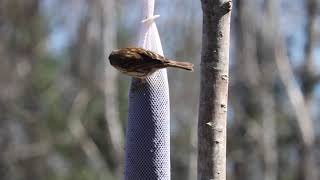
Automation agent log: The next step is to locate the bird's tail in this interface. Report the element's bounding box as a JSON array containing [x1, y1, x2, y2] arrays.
[[166, 60, 194, 71]]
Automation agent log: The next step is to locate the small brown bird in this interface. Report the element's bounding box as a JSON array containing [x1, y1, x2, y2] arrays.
[[108, 47, 194, 78]]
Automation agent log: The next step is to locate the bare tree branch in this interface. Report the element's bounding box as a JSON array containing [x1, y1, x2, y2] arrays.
[[198, 0, 232, 179]]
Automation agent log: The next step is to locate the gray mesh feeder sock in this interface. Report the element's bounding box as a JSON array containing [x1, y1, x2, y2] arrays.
[[125, 68, 170, 180], [124, 0, 170, 179]]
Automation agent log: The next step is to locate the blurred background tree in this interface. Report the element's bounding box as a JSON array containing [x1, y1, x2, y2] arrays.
[[0, 0, 319, 180]]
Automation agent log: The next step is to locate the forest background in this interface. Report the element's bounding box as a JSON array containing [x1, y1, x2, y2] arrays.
[[0, 0, 319, 180]]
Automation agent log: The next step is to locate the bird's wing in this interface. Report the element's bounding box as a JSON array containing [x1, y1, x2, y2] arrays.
[[116, 48, 167, 72], [135, 48, 168, 64]]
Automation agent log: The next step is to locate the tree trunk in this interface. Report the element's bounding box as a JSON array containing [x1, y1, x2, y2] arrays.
[[198, 1, 232, 180]]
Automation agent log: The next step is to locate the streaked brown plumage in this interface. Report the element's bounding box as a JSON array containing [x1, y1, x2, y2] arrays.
[[108, 47, 194, 78]]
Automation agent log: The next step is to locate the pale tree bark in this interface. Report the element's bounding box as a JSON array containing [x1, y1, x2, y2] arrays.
[[100, 0, 124, 178], [198, 0, 232, 180]]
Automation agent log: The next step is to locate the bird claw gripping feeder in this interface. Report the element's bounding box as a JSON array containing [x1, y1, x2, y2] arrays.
[[124, 0, 171, 179]]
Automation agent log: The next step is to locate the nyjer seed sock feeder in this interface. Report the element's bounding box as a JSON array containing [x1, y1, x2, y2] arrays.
[[124, 0, 171, 179]]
